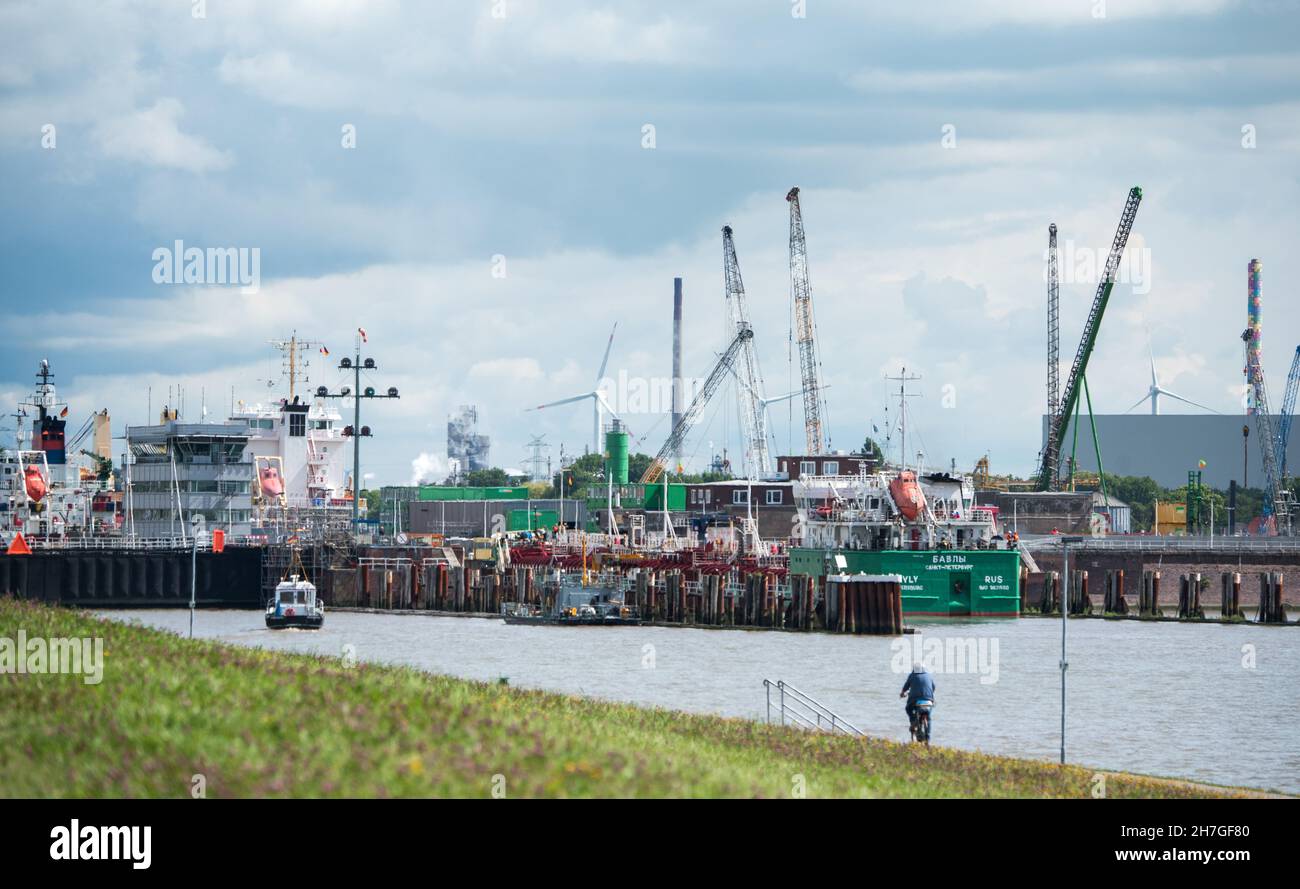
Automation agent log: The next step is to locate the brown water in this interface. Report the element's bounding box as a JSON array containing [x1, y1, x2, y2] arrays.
[[102, 609, 1300, 794]]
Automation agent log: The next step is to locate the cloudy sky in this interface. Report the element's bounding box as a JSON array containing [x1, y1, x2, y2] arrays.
[[2, 0, 1298, 484]]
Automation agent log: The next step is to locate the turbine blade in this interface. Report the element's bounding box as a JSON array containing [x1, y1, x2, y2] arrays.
[[595, 322, 618, 383], [529, 392, 595, 411], [1161, 390, 1221, 414], [595, 390, 620, 421], [1123, 394, 1151, 414]]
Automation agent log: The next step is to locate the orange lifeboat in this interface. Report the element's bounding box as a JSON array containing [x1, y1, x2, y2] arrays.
[[259, 466, 284, 498], [24, 466, 47, 503], [888, 470, 927, 522]]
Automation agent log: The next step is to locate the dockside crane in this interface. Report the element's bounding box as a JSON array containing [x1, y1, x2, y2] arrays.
[[1047, 223, 1061, 431], [640, 327, 754, 486], [722, 225, 772, 478], [1279, 345, 1300, 480], [1035, 187, 1143, 490], [1242, 330, 1291, 534], [787, 187, 828, 454]]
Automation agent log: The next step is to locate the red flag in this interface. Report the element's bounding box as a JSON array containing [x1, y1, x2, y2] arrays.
[[319, 345, 330, 357], [60, 406, 69, 418]]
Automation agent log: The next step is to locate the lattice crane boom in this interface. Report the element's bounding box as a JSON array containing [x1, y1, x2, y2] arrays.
[[722, 226, 771, 477], [1279, 345, 1300, 480], [1047, 222, 1060, 433], [787, 187, 827, 454], [640, 327, 754, 486], [1245, 329, 1290, 532], [1036, 187, 1143, 490]]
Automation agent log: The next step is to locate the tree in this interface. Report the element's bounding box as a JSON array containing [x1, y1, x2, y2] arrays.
[[861, 436, 885, 463], [465, 468, 510, 487]]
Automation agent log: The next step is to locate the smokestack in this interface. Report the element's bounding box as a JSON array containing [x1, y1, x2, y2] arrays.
[[672, 277, 683, 461], [1247, 259, 1262, 414]]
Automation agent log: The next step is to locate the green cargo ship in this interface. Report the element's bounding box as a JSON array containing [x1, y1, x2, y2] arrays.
[[790, 548, 1021, 617]]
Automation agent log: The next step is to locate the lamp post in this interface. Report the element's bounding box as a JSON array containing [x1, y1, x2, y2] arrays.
[[315, 332, 399, 538], [1059, 535, 1084, 764]]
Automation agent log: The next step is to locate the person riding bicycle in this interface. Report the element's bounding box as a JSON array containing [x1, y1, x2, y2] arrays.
[[900, 661, 935, 733]]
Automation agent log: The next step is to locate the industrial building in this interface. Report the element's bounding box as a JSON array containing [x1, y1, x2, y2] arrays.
[[1041, 413, 1299, 489], [407, 498, 587, 537], [979, 490, 1130, 535], [447, 405, 490, 477]]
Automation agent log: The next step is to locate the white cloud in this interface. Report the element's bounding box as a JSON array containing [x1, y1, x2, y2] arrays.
[[93, 99, 232, 173]]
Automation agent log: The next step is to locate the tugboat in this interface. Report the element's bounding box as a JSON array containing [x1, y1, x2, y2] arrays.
[[502, 576, 641, 626], [266, 574, 324, 629]]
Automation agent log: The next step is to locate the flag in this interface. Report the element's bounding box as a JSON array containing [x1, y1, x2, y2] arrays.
[[320, 345, 330, 357], [358, 327, 368, 343], [60, 407, 69, 418]]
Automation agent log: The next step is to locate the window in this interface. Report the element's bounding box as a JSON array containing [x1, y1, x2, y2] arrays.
[[732, 490, 748, 505], [799, 461, 816, 476], [289, 413, 306, 437], [766, 490, 783, 505], [823, 460, 839, 476]]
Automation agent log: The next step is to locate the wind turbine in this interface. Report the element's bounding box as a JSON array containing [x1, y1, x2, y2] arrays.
[[1125, 347, 1219, 415], [529, 323, 620, 454]]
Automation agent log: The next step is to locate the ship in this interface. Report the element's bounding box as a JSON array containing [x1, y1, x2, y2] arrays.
[[501, 574, 641, 626], [790, 466, 1021, 617], [0, 361, 107, 543]]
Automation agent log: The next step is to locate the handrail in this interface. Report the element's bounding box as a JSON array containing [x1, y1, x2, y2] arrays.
[[762, 679, 863, 737]]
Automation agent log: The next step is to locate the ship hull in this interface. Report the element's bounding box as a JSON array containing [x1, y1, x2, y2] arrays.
[[790, 547, 1021, 617]]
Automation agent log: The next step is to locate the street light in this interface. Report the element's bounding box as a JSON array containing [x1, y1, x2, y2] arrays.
[[315, 333, 399, 536], [1059, 534, 1084, 764]]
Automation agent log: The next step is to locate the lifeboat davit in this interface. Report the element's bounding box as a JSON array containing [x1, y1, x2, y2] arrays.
[[24, 466, 47, 503], [888, 470, 927, 522], [259, 466, 284, 498]]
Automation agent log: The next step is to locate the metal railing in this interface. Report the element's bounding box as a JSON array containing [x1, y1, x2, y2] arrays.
[[762, 679, 863, 736], [1022, 535, 1300, 553], [20, 534, 269, 551]]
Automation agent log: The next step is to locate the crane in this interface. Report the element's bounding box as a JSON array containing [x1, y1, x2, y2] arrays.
[[722, 225, 771, 478], [787, 187, 828, 454], [640, 327, 754, 486], [1242, 329, 1290, 533], [1036, 187, 1143, 490], [1279, 345, 1300, 480], [1047, 223, 1060, 433]]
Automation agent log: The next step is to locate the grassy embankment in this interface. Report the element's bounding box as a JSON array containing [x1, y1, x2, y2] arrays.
[[0, 598, 1250, 798]]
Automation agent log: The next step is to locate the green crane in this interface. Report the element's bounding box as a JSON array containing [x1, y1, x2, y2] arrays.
[[1036, 187, 1143, 491]]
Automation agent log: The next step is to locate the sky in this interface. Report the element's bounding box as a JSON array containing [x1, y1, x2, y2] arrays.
[[2, 0, 1298, 485]]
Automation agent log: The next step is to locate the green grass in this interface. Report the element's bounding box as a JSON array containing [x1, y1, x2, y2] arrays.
[[0, 598, 1249, 798]]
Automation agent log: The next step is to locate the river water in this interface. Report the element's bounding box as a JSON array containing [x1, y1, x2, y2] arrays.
[[101, 609, 1299, 794]]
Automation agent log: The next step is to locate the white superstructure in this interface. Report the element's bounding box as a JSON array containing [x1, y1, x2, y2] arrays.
[[229, 396, 350, 508], [794, 468, 998, 550]]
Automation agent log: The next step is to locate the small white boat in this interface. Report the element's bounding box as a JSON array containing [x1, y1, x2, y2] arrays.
[[266, 574, 324, 630]]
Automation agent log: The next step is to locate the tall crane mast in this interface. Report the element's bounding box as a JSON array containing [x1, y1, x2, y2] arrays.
[[1047, 223, 1061, 445], [641, 327, 754, 486], [721, 226, 771, 478], [1036, 187, 1143, 490], [787, 187, 827, 454], [1242, 328, 1289, 533], [1279, 345, 1300, 480]]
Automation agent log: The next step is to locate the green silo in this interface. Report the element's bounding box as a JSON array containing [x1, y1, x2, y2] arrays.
[[605, 419, 630, 485]]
